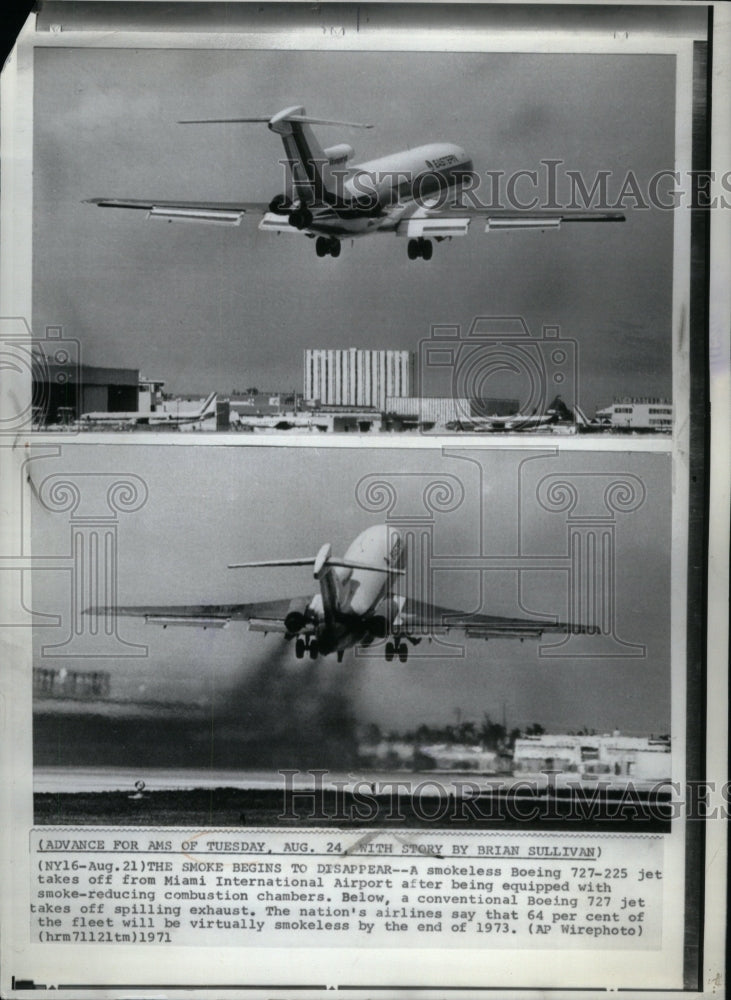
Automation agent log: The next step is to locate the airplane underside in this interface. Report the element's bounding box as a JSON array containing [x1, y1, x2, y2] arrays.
[[289, 624, 417, 664], [263, 198, 443, 260]]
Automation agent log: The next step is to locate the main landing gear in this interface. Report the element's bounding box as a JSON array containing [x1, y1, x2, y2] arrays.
[[384, 639, 409, 663], [407, 237, 433, 261], [315, 236, 341, 258], [295, 636, 319, 660]]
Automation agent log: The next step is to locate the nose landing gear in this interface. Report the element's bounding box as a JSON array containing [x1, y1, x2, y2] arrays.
[[315, 236, 341, 258], [407, 237, 433, 261]]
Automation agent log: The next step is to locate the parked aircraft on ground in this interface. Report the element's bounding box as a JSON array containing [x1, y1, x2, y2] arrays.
[[88, 524, 596, 663], [450, 395, 577, 432], [88, 105, 625, 261], [79, 392, 217, 429]]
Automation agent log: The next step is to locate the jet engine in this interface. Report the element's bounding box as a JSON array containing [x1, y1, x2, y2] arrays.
[[284, 598, 311, 635], [323, 143, 354, 167], [268, 193, 293, 215]]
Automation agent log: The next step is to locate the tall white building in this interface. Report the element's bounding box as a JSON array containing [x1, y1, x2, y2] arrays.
[[304, 349, 412, 411]]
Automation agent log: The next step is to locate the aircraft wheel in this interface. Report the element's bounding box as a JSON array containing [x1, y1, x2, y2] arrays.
[[407, 239, 420, 261], [316, 237, 329, 257], [385, 640, 395, 662], [329, 239, 341, 258], [421, 239, 433, 261], [295, 638, 305, 659], [398, 643, 408, 663], [309, 640, 319, 660]]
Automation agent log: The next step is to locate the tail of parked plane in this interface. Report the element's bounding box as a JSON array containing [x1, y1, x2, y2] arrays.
[[179, 106, 373, 208], [196, 391, 217, 419]]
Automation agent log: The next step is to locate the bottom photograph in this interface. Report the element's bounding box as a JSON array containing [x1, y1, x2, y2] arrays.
[[30, 442, 672, 830]]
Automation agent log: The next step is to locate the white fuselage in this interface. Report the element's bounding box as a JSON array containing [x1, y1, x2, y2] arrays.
[[307, 524, 405, 653], [300, 142, 472, 238]]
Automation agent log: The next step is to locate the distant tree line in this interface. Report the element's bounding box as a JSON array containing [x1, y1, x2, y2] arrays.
[[361, 716, 546, 752]]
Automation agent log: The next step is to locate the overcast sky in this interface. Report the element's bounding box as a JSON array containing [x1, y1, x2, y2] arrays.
[[33, 47, 675, 414], [32, 444, 671, 739]]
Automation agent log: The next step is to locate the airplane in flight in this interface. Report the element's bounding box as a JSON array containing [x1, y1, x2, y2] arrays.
[[88, 105, 625, 261], [88, 524, 596, 663], [79, 392, 217, 429]]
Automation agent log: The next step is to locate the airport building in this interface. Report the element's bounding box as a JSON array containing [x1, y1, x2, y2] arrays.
[[384, 395, 519, 430], [138, 376, 166, 414], [33, 362, 140, 425], [304, 349, 413, 411], [513, 733, 671, 782], [594, 397, 673, 431]]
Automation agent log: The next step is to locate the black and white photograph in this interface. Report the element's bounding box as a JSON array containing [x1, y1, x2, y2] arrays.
[[30, 443, 671, 828], [29, 41, 679, 434], [0, 2, 727, 998]]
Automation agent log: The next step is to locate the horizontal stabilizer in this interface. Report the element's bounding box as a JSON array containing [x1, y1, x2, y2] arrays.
[[228, 557, 317, 568], [329, 559, 405, 576], [180, 115, 373, 129], [228, 557, 403, 575]]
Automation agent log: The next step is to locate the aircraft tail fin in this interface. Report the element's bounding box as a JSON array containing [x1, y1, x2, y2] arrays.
[[196, 391, 217, 418], [180, 106, 373, 206], [573, 404, 591, 426]]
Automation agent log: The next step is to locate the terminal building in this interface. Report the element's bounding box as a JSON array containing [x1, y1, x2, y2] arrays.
[[304, 349, 413, 411], [513, 733, 671, 782], [594, 398, 673, 431]]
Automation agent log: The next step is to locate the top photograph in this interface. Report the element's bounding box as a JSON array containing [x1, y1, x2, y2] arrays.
[[27, 18, 705, 435]]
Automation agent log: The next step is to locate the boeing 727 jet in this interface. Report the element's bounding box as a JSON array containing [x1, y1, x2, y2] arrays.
[[88, 524, 595, 662], [88, 105, 625, 261]]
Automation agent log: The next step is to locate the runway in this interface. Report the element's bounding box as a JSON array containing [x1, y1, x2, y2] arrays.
[[33, 764, 669, 796], [33, 765, 671, 832]]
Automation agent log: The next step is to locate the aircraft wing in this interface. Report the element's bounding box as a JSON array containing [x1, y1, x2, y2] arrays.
[[86, 198, 271, 226], [394, 204, 625, 239], [85, 597, 309, 633], [395, 598, 594, 638]]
